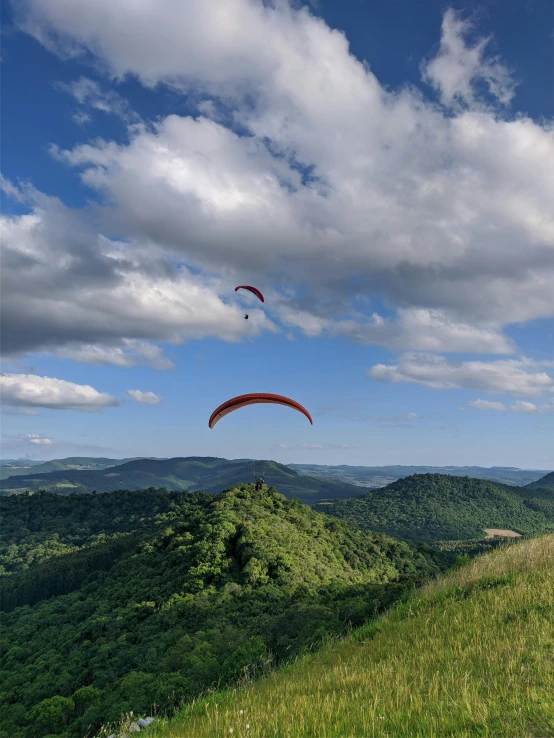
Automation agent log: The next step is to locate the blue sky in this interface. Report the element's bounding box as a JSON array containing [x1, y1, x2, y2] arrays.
[[1, 0, 553, 468]]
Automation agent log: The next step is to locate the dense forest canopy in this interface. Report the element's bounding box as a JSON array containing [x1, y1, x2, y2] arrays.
[[313, 474, 554, 542], [0, 484, 440, 738], [0, 489, 179, 576]]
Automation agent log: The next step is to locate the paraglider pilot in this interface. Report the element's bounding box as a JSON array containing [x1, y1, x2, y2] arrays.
[[255, 477, 264, 491]]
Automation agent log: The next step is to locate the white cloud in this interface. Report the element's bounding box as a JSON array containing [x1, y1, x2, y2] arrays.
[[326, 309, 514, 354], [126, 389, 162, 404], [510, 400, 539, 414], [0, 373, 118, 410], [0, 174, 27, 203], [467, 398, 554, 413], [0, 193, 278, 359], [368, 354, 554, 397], [56, 76, 140, 123], [53, 340, 175, 369], [7, 1, 554, 361], [421, 9, 516, 109], [1, 433, 117, 457], [2, 432, 53, 445], [29, 435, 53, 445], [468, 399, 507, 411]]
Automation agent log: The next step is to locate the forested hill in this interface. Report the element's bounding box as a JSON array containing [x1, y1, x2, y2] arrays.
[[0, 484, 439, 738], [525, 471, 554, 492], [0, 457, 363, 503], [313, 473, 554, 543]]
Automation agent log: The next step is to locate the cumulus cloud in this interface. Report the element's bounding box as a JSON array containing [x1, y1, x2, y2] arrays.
[[421, 9, 516, 108], [126, 389, 162, 404], [0, 190, 277, 358], [0, 373, 118, 410], [368, 354, 554, 397], [279, 307, 514, 354], [6, 0, 554, 361]]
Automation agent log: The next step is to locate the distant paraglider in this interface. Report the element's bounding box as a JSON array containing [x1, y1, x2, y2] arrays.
[[235, 285, 264, 303], [209, 393, 313, 429]]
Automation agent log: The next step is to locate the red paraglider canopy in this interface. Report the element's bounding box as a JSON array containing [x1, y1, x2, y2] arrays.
[[209, 393, 313, 428], [235, 285, 264, 303]]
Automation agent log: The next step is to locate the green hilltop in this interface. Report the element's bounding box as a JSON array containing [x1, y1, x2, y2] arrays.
[[0, 457, 364, 503], [314, 473, 554, 543], [0, 484, 438, 738]]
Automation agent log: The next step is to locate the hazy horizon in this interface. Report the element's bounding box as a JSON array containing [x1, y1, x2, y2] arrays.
[[1, 454, 551, 474]]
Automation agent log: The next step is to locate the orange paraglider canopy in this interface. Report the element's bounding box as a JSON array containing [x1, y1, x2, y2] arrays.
[[209, 393, 313, 428], [235, 285, 264, 303]]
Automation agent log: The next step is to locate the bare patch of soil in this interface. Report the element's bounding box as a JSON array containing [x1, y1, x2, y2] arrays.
[[484, 528, 521, 539]]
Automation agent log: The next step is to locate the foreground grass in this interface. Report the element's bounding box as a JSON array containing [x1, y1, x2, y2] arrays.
[[132, 535, 554, 737]]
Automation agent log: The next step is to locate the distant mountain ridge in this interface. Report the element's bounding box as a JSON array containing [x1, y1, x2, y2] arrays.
[[0, 456, 161, 480], [0, 456, 364, 503], [291, 463, 551, 488], [1, 456, 552, 499]]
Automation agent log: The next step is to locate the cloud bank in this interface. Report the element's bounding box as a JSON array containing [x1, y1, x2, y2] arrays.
[[2, 0, 552, 378], [368, 354, 554, 397]]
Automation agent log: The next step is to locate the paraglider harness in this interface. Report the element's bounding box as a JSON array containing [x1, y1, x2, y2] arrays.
[[254, 477, 264, 491]]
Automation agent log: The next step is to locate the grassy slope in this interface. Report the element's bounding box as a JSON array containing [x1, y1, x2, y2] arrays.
[[0, 458, 363, 503], [313, 473, 554, 542], [144, 533, 554, 738]]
